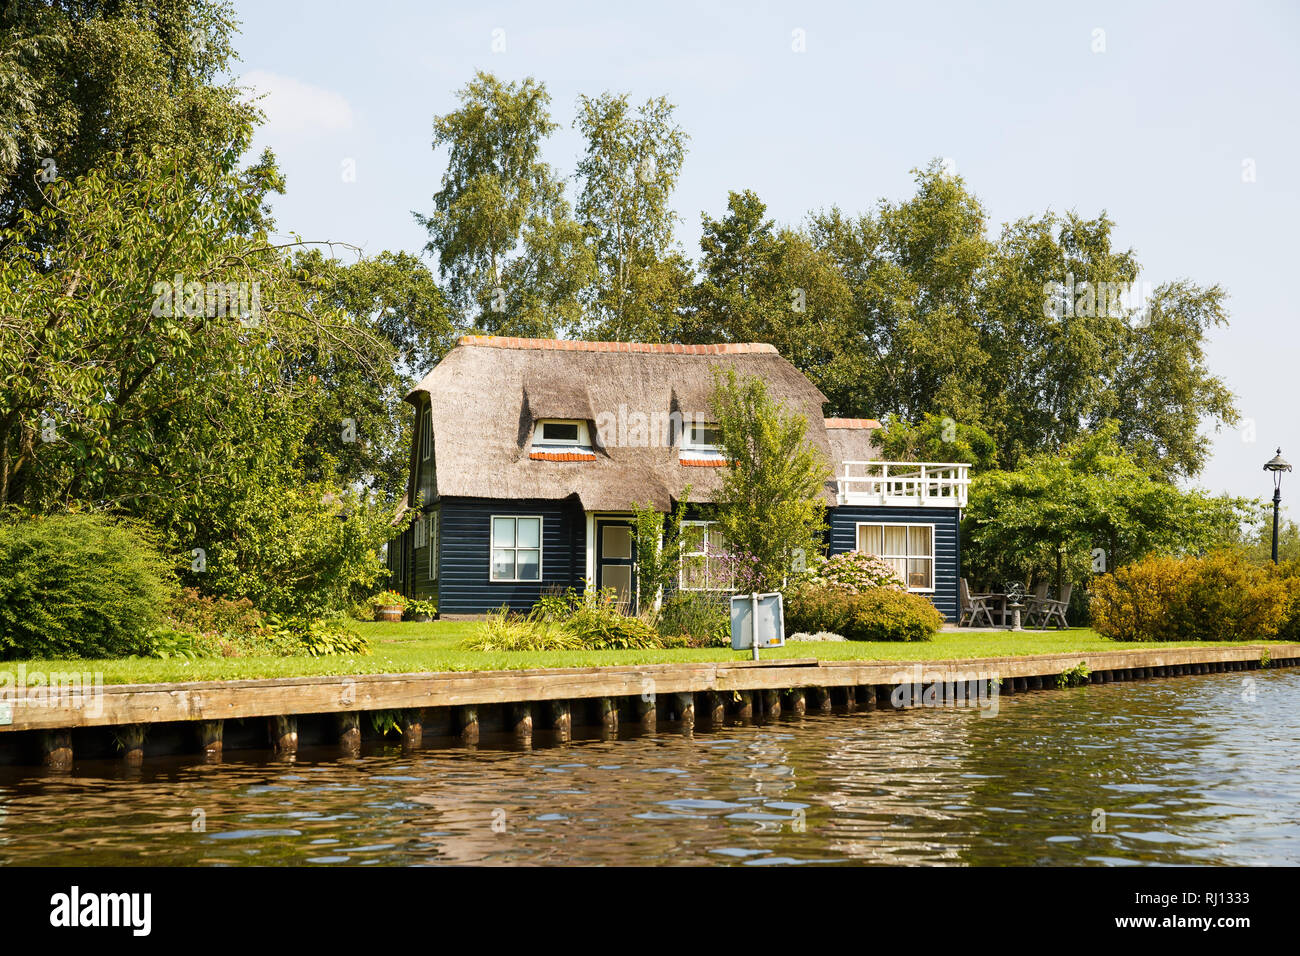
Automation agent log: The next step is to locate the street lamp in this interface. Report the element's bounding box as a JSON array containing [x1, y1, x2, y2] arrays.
[[1263, 449, 1291, 565]]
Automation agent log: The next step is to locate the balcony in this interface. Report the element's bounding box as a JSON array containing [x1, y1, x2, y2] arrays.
[[836, 461, 970, 508]]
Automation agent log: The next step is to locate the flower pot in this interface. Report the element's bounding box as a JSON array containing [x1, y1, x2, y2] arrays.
[[375, 605, 404, 622], [408, 613, 434, 623]]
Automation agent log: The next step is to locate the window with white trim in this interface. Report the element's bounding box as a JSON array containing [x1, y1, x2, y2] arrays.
[[679, 520, 729, 590], [491, 516, 542, 582], [421, 407, 432, 461], [531, 419, 592, 454], [856, 523, 934, 591], [414, 513, 426, 548], [682, 421, 723, 454]]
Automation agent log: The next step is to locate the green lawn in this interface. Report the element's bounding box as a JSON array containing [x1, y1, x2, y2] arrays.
[[1, 621, 1288, 686]]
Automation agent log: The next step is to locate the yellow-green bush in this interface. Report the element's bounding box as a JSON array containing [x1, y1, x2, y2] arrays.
[[1090, 551, 1289, 642], [785, 585, 943, 642]]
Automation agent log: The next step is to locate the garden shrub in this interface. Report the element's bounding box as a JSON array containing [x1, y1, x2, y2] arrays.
[[656, 590, 731, 647], [785, 585, 942, 642], [461, 607, 580, 652], [168, 588, 268, 639], [0, 513, 175, 659], [268, 614, 371, 657], [1090, 551, 1289, 642], [469, 589, 663, 651], [796, 551, 906, 594]]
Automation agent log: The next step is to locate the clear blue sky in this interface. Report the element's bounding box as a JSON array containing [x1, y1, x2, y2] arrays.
[[229, 0, 1299, 504]]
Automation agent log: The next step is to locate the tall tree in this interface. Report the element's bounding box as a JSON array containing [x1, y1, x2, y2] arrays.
[[574, 92, 692, 341], [0, 0, 269, 236], [417, 71, 590, 336]]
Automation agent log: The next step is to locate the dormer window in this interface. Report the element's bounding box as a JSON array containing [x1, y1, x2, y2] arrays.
[[530, 419, 596, 461], [680, 420, 726, 465]]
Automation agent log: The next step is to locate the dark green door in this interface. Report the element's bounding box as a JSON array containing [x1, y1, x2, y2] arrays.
[[595, 519, 636, 613]]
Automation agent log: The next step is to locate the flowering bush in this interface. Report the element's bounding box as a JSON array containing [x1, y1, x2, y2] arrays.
[[795, 551, 905, 594]]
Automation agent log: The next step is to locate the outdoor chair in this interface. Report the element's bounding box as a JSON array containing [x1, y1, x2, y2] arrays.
[[1023, 580, 1050, 627], [959, 577, 996, 628], [1028, 583, 1072, 629]]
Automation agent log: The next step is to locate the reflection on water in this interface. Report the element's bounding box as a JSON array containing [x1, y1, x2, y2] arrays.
[[0, 669, 1296, 865]]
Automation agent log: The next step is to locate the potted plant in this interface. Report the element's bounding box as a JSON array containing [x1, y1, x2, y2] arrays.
[[405, 598, 437, 622], [370, 590, 407, 622]]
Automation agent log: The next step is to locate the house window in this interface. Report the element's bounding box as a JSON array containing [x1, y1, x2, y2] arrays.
[[414, 514, 426, 549], [428, 513, 438, 581], [421, 407, 432, 461], [491, 516, 542, 582], [680, 520, 729, 590], [856, 523, 935, 591], [532, 420, 592, 451], [683, 421, 722, 453]]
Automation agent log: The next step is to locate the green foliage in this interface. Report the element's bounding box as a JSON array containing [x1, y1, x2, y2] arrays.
[[369, 710, 404, 738], [417, 71, 592, 336], [785, 586, 943, 642], [963, 423, 1250, 588], [709, 369, 831, 591], [794, 551, 906, 594], [462, 607, 580, 652], [1057, 663, 1091, 688], [0, 512, 175, 659], [469, 590, 661, 651], [268, 614, 371, 657], [1090, 552, 1289, 642], [654, 590, 731, 648], [405, 599, 438, 619], [574, 91, 691, 341], [630, 491, 691, 607], [371, 590, 407, 609], [870, 413, 998, 472], [1, 0, 268, 235]]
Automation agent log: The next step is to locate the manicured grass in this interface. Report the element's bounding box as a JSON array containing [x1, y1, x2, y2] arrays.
[[0, 621, 1289, 686]]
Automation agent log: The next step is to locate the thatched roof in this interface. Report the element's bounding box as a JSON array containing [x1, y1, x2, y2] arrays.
[[825, 418, 882, 473], [407, 336, 838, 510]]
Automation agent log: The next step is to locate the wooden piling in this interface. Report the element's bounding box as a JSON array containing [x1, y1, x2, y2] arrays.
[[199, 720, 224, 762], [811, 686, 832, 714], [459, 705, 479, 745], [707, 691, 726, 725], [599, 697, 619, 734], [269, 715, 297, 756], [512, 703, 533, 742], [119, 724, 146, 766], [860, 685, 876, 711], [42, 730, 72, 771], [763, 689, 781, 719], [788, 688, 806, 717], [675, 692, 695, 730], [402, 709, 424, 749], [735, 691, 754, 722], [841, 685, 857, 711], [337, 712, 360, 755], [636, 694, 656, 731], [550, 699, 572, 742]]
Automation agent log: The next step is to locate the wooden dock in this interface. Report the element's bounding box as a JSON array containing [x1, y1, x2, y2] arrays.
[[2, 643, 1295, 768]]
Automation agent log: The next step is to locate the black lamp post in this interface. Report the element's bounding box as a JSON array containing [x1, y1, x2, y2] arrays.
[[1263, 449, 1291, 565]]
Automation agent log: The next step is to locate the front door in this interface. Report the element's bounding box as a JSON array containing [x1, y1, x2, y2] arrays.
[[595, 519, 636, 613]]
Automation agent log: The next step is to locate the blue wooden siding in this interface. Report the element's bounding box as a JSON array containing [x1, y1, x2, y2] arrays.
[[438, 496, 586, 615], [826, 506, 961, 621]]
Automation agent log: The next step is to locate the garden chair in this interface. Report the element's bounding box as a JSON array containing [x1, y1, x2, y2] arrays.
[[1023, 580, 1050, 627], [1030, 583, 1072, 630], [959, 577, 996, 628]]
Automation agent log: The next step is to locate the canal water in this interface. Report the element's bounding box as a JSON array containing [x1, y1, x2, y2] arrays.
[[0, 668, 1296, 865]]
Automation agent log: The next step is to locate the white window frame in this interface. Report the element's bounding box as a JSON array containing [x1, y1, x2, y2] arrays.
[[854, 521, 936, 593], [531, 419, 593, 453], [678, 519, 729, 591], [681, 421, 722, 453], [414, 513, 426, 549], [428, 511, 438, 581], [421, 406, 432, 461], [490, 515, 544, 583]]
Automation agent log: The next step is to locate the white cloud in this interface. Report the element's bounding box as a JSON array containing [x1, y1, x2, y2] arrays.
[[239, 69, 354, 137]]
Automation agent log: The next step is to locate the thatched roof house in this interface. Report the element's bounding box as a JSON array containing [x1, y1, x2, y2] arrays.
[[388, 336, 967, 621], [405, 335, 837, 511]]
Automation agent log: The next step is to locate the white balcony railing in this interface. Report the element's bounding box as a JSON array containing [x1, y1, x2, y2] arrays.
[[836, 461, 970, 508]]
